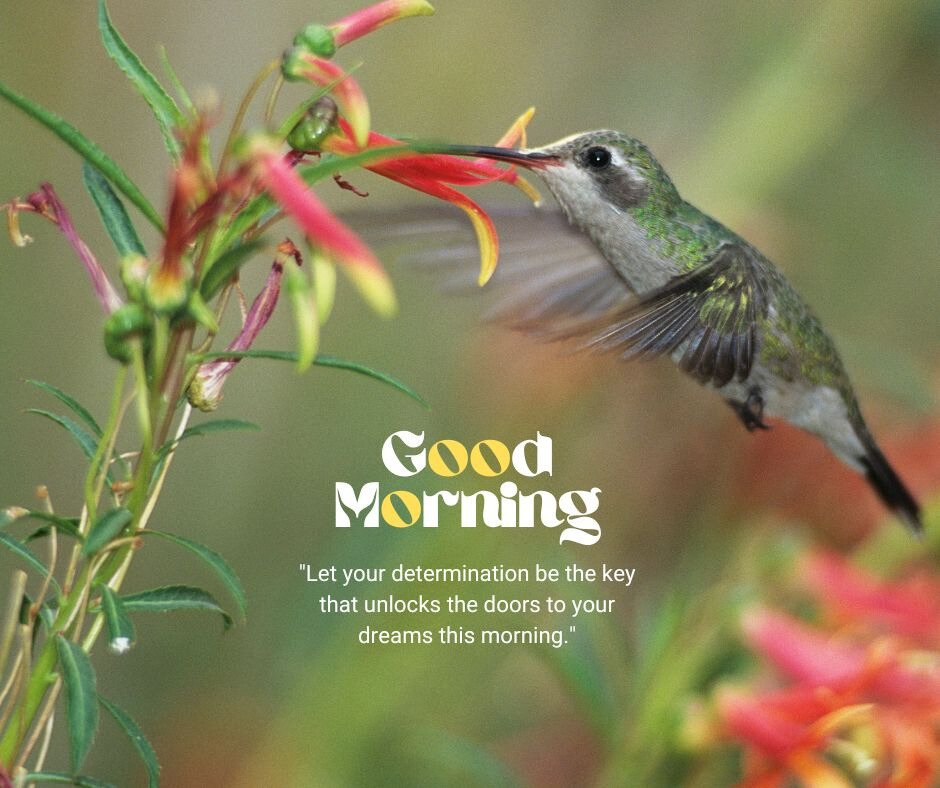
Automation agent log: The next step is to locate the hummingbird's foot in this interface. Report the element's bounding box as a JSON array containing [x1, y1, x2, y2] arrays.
[[729, 388, 770, 432]]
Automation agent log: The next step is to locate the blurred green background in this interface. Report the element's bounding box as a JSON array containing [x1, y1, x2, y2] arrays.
[[1, 1, 938, 785]]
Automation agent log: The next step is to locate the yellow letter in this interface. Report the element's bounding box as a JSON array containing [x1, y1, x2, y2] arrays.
[[428, 439, 468, 477], [470, 439, 510, 477]]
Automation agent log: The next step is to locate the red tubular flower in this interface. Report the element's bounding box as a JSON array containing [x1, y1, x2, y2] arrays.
[[713, 594, 940, 787], [802, 552, 940, 647], [322, 109, 540, 285], [249, 137, 396, 316], [4, 184, 122, 314], [329, 0, 435, 48], [189, 245, 296, 411]]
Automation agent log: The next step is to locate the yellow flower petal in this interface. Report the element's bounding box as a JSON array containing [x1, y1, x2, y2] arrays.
[[495, 106, 536, 148], [512, 174, 543, 206], [459, 202, 498, 286], [344, 263, 398, 318], [313, 253, 337, 324], [284, 259, 320, 372]]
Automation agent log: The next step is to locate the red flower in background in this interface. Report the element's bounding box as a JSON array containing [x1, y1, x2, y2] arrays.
[[713, 553, 940, 787]]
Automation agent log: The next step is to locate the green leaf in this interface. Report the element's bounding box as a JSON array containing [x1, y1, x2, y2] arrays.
[[15, 510, 82, 540], [99, 695, 159, 787], [26, 379, 103, 438], [142, 530, 247, 620], [37, 600, 58, 631], [0, 79, 163, 231], [193, 350, 428, 408], [98, 0, 182, 158], [0, 532, 57, 588], [176, 418, 261, 440], [97, 586, 136, 654], [159, 45, 196, 115], [154, 418, 260, 464], [27, 409, 99, 464], [200, 238, 268, 300], [82, 507, 133, 557], [55, 637, 99, 773], [119, 585, 233, 630], [23, 773, 115, 788], [83, 162, 147, 258]]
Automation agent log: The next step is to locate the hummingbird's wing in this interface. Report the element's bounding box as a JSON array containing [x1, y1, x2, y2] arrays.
[[351, 207, 769, 386], [584, 243, 772, 387], [349, 204, 636, 332]]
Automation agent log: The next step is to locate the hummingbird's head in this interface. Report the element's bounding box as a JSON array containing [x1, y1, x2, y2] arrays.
[[442, 130, 680, 226]]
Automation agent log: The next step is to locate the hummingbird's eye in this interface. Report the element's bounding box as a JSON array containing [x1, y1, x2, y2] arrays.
[[583, 146, 611, 169]]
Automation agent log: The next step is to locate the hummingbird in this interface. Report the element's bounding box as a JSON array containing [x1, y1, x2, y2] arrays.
[[434, 130, 921, 532]]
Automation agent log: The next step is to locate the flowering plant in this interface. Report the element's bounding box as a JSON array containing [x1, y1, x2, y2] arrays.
[[0, 2, 534, 782], [1, 3, 937, 787]]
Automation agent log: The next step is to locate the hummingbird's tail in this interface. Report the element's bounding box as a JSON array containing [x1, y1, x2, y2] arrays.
[[857, 434, 922, 534]]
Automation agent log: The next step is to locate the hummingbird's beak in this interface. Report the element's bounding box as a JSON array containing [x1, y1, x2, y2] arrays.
[[435, 144, 559, 169]]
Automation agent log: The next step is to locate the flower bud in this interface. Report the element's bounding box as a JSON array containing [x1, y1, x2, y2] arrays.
[[104, 303, 152, 364], [292, 23, 337, 58]]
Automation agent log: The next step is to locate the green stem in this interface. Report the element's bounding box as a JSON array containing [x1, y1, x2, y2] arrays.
[[0, 566, 87, 764], [82, 366, 128, 523]]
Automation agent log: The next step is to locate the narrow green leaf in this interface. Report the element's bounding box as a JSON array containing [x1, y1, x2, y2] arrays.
[[159, 45, 196, 115], [26, 409, 115, 487], [0, 532, 57, 588], [143, 529, 247, 620], [193, 350, 428, 408], [120, 585, 233, 629], [0, 79, 162, 231], [312, 355, 427, 407], [24, 772, 114, 788], [83, 162, 147, 258], [200, 238, 268, 300], [97, 586, 136, 654], [99, 695, 159, 787], [27, 409, 99, 463], [16, 510, 83, 540], [98, 0, 182, 158], [37, 600, 58, 631], [55, 637, 99, 772], [26, 379, 103, 438], [82, 507, 133, 557], [295, 145, 421, 185], [154, 418, 260, 464], [177, 419, 261, 440]]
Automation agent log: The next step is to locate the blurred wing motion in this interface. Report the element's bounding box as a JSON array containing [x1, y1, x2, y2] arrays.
[[348, 204, 636, 335], [351, 207, 770, 391]]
